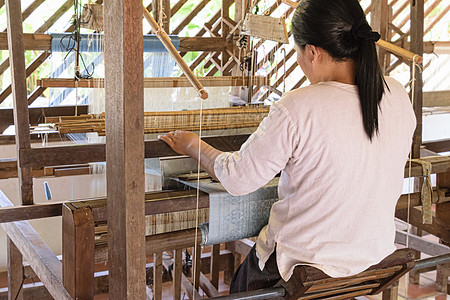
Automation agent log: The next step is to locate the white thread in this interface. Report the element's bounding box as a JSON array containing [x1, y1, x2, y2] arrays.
[[193, 93, 204, 299]]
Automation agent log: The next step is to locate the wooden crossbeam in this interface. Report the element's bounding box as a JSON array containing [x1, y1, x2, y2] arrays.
[[424, 4, 450, 35], [37, 75, 267, 88], [395, 230, 450, 256], [424, 139, 450, 153], [171, 0, 189, 17], [0, 191, 72, 300], [27, 86, 47, 105], [0, 33, 230, 52], [0, 183, 448, 224], [172, 0, 212, 35], [35, 0, 72, 33], [0, 50, 50, 104]]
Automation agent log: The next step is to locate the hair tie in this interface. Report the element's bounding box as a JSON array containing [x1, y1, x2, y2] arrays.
[[351, 19, 381, 42]]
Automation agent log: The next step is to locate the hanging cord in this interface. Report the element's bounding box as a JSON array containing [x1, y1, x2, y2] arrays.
[[192, 95, 204, 299]]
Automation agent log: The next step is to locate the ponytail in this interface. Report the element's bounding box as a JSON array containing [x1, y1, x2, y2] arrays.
[[292, 0, 388, 140], [352, 19, 387, 140]]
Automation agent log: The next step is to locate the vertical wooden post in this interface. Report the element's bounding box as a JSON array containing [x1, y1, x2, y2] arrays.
[[62, 204, 95, 300], [382, 280, 399, 300], [231, 0, 249, 101], [5, 0, 33, 205], [173, 249, 183, 300], [224, 242, 241, 285], [153, 0, 171, 33], [7, 237, 23, 300], [152, 252, 163, 300], [408, 226, 422, 284], [436, 172, 450, 292], [192, 245, 201, 291], [436, 172, 450, 246], [370, 0, 389, 73], [210, 244, 220, 289], [436, 263, 449, 294], [104, 0, 146, 298], [410, 0, 424, 159]]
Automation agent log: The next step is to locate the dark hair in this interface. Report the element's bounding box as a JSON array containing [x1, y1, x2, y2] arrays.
[[291, 0, 387, 140]]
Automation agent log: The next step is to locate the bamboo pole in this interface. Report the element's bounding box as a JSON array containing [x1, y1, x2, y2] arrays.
[[142, 5, 209, 100], [281, 0, 423, 64]]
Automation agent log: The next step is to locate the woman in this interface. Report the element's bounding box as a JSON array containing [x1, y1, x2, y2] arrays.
[[159, 0, 416, 293]]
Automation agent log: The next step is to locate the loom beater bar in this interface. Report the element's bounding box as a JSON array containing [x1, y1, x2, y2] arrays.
[[142, 5, 209, 100]]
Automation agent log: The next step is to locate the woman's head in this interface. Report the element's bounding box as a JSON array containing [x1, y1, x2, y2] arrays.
[[291, 0, 386, 140]]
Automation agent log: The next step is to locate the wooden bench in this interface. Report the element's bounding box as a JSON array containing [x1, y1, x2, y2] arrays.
[[276, 248, 415, 300]]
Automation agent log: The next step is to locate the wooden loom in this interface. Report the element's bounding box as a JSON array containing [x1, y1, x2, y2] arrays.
[[37, 106, 270, 135], [1, 0, 450, 299]]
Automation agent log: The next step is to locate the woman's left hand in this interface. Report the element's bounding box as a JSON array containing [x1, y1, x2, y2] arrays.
[[158, 131, 200, 156]]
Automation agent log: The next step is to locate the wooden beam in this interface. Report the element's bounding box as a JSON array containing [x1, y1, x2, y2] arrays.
[[152, 0, 171, 33], [21, 0, 46, 23], [0, 191, 72, 299], [170, 0, 188, 17], [18, 135, 251, 168], [395, 207, 450, 244], [395, 230, 450, 256], [424, 139, 450, 153], [371, 0, 389, 72], [8, 237, 23, 300], [5, 0, 34, 205], [0, 105, 89, 128], [37, 75, 266, 88], [179, 37, 228, 52], [410, 0, 424, 158], [27, 86, 47, 105], [172, 249, 182, 299], [0, 50, 51, 105], [0, 33, 230, 52], [35, 0, 72, 33], [0, 189, 209, 225], [104, 0, 146, 297], [436, 171, 450, 246], [62, 204, 95, 299], [0, 201, 62, 223], [423, 90, 450, 107], [152, 252, 163, 300], [172, 0, 212, 35]]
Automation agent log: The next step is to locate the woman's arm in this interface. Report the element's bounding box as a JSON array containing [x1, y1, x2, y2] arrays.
[[158, 131, 222, 180]]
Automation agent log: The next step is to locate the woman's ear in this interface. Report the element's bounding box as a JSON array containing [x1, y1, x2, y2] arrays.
[[307, 45, 321, 63]]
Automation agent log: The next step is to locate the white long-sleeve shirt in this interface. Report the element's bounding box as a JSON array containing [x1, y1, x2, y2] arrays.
[[214, 77, 416, 281]]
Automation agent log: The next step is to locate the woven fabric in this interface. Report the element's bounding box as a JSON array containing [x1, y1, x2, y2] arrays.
[[180, 178, 278, 245]]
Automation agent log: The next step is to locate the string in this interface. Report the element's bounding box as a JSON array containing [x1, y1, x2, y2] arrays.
[[192, 94, 204, 299]]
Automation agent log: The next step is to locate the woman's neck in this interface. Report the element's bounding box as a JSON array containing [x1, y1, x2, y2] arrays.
[[318, 57, 356, 85]]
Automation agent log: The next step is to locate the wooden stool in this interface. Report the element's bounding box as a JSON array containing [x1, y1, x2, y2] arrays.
[[276, 248, 415, 300]]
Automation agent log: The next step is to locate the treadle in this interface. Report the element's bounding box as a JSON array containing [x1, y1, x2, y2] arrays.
[[276, 248, 416, 299]]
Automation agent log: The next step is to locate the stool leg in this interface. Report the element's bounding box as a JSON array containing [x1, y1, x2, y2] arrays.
[[436, 263, 449, 294], [408, 226, 422, 284], [382, 280, 399, 300]]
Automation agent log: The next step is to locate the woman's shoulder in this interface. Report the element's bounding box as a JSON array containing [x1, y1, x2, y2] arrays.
[[278, 82, 358, 111]]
